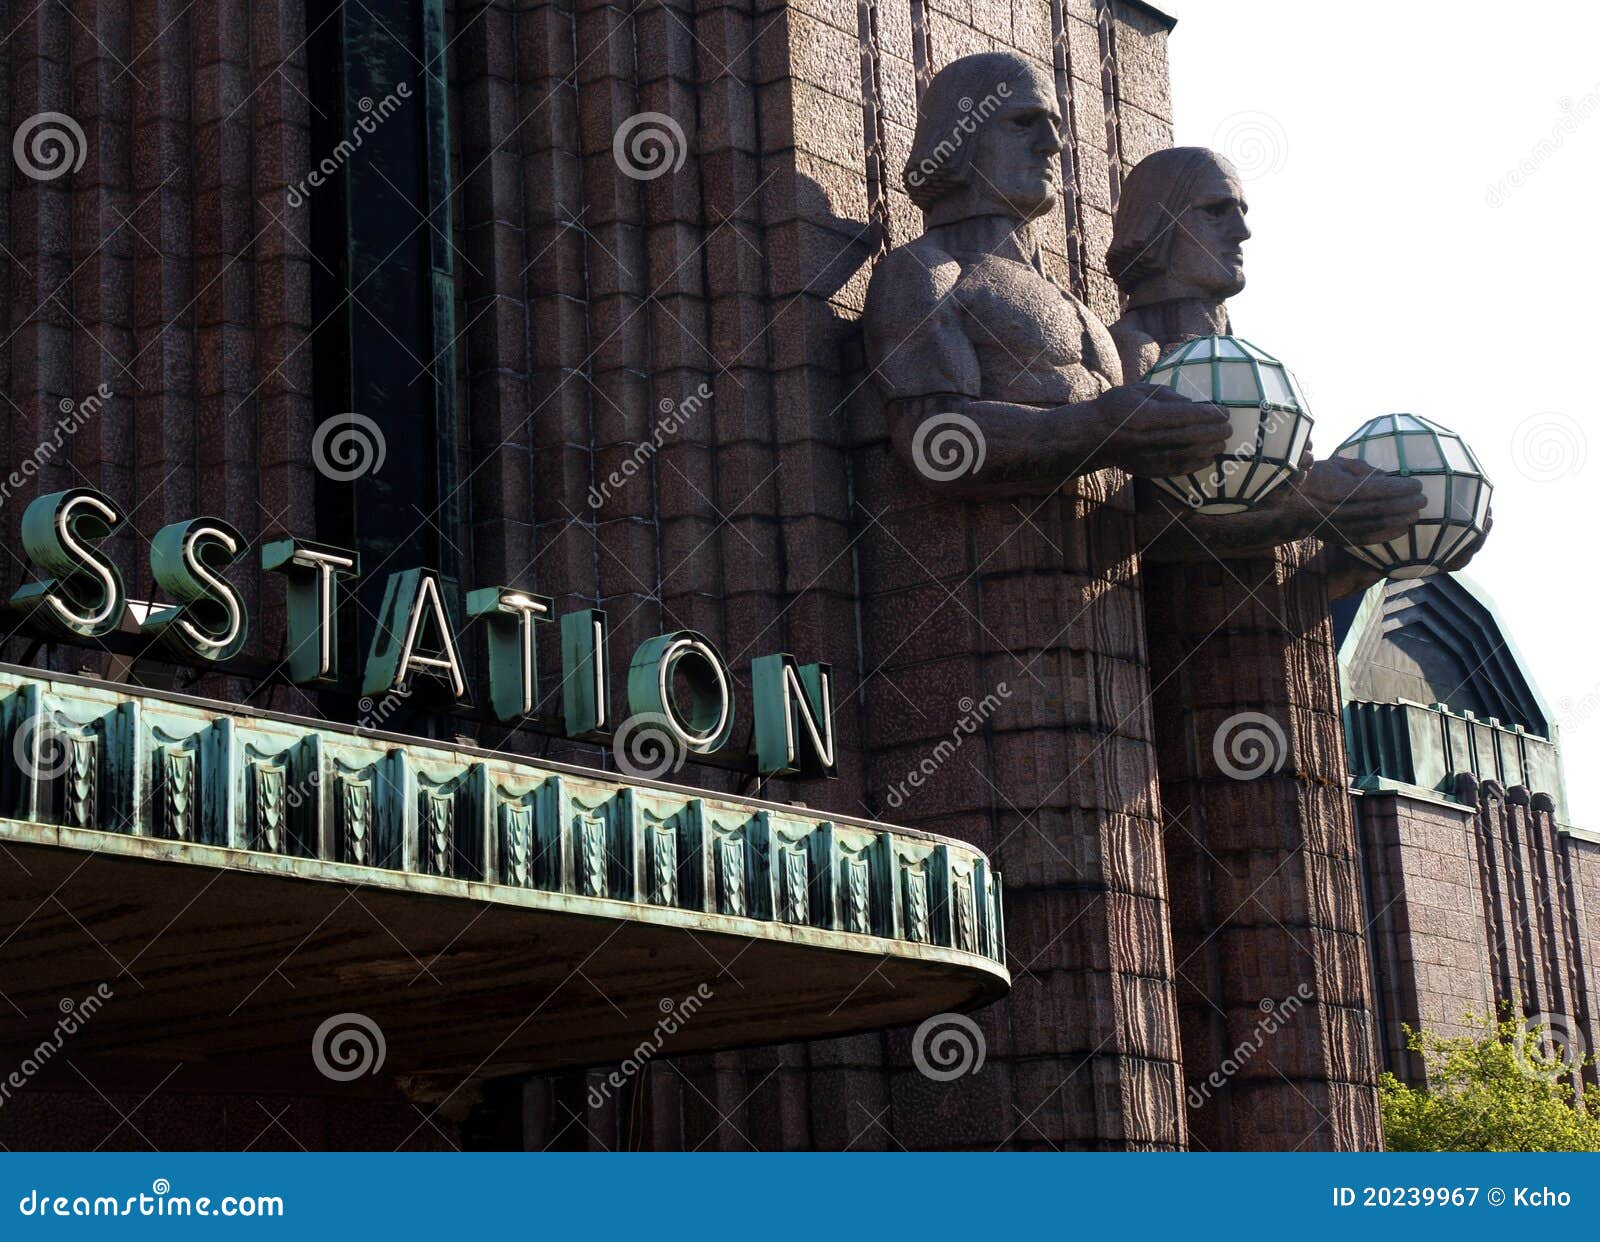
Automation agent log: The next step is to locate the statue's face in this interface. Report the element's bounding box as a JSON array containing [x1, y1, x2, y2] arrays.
[[1165, 162, 1251, 298], [965, 77, 1064, 221]]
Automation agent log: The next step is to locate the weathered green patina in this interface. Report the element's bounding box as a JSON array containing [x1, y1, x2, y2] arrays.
[[0, 664, 1007, 1078]]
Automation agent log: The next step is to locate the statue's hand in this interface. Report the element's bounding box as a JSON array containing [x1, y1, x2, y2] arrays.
[[1087, 384, 1232, 478], [1286, 457, 1427, 548], [1439, 508, 1493, 572]]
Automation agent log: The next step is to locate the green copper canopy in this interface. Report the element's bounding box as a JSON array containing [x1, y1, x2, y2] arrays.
[[0, 665, 1007, 1081]]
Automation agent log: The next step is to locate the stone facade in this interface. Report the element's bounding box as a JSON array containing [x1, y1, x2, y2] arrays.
[[1357, 782, 1599, 1088], [1, 0, 1593, 1153], [449, 0, 1199, 1151], [1146, 553, 1382, 1151], [0, 0, 1199, 1153], [1339, 578, 1600, 1093]]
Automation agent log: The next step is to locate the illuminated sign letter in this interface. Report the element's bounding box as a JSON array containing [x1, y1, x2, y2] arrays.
[[142, 519, 249, 662], [627, 631, 735, 755], [467, 587, 554, 723], [10, 488, 126, 639], [363, 569, 468, 701], [261, 539, 360, 684], [752, 655, 837, 778], [561, 609, 610, 738]]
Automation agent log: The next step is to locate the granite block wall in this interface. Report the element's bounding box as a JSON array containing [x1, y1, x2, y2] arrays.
[[2, 0, 314, 678], [1145, 544, 1384, 1151], [0, 0, 1425, 1152], [440, 0, 1193, 1149], [1357, 779, 1598, 1091]]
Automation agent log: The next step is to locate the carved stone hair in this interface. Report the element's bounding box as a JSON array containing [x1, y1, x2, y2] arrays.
[[1107, 147, 1233, 294], [902, 52, 1049, 211]]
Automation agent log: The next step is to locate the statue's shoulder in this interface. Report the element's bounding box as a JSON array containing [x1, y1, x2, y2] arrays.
[[865, 235, 963, 304], [862, 236, 983, 397], [1107, 315, 1155, 353], [1108, 314, 1161, 383], [864, 235, 960, 344]]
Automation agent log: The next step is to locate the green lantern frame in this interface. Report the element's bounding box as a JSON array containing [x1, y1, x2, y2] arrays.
[[1332, 413, 1492, 579], [1141, 335, 1314, 515]]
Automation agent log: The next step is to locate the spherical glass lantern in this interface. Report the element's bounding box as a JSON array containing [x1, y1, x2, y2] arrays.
[[1141, 336, 1314, 515], [1332, 413, 1492, 579]]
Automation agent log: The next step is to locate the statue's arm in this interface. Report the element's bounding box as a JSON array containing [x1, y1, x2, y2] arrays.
[[865, 248, 1230, 496], [882, 393, 1175, 497], [1137, 478, 1317, 560], [1138, 453, 1429, 563], [1310, 509, 1493, 601], [1310, 546, 1388, 601]]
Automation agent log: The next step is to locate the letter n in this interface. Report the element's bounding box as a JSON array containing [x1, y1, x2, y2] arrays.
[[751, 654, 837, 778]]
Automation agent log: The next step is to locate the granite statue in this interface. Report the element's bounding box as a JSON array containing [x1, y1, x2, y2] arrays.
[[862, 55, 1231, 493], [860, 51, 1198, 1149], [1107, 147, 1488, 592]]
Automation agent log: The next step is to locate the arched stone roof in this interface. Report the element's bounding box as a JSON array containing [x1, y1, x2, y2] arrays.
[[1334, 573, 1551, 737]]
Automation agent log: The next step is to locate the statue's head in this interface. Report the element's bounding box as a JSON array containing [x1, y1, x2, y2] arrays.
[[904, 53, 1063, 226], [1108, 147, 1250, 306]]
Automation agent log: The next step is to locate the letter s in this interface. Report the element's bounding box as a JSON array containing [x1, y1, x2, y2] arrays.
[[10, 489, 126, 638], [142, 519, 249, 661]]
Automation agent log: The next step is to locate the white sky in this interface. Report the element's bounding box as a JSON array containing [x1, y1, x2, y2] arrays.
[[1159, 0, 1600, 826]]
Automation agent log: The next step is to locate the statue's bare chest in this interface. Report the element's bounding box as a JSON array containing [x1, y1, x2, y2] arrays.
[[952, 254, 1120, 403]]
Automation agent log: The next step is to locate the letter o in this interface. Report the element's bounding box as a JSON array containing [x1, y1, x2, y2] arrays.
[[626, 631, 735, 753]]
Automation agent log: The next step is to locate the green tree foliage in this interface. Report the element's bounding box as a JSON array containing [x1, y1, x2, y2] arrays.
[[1380, 1006, 1600, 1152]]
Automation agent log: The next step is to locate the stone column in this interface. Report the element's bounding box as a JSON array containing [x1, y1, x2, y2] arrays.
[[1144, 541, 1383, 1150], [851, 443, 1187, 1150]]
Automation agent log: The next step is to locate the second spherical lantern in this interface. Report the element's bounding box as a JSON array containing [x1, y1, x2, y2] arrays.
[[1331, 413, 1493, 579], [1142, 335, 1315, 515]]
